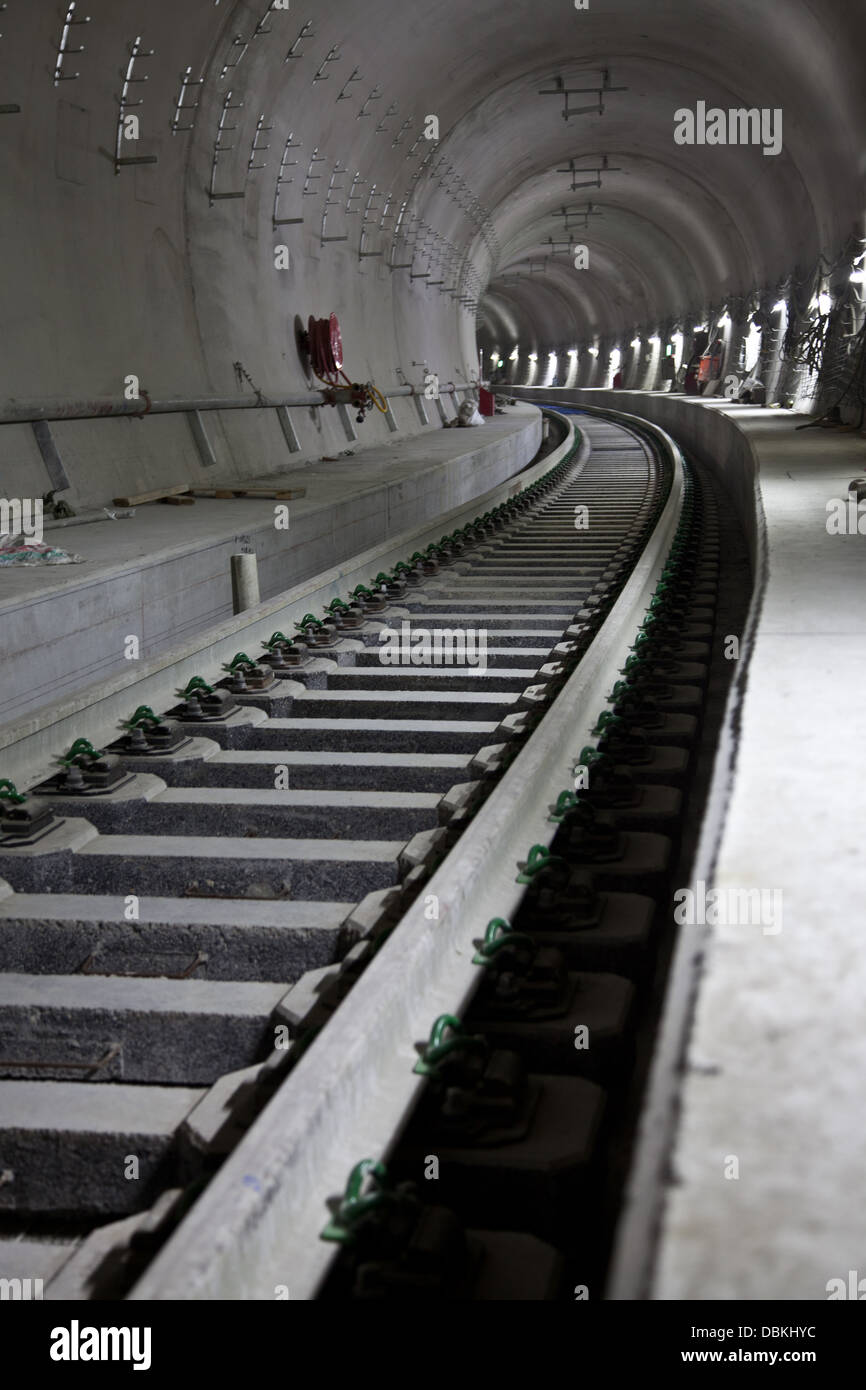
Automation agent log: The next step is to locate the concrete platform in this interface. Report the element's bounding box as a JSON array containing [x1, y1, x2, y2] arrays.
[[521, 388, 866, 1302], [0, 406, 540, 726]]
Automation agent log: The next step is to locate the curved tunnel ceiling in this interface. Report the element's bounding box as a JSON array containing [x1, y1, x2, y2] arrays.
[[1, 0, 864, 403]]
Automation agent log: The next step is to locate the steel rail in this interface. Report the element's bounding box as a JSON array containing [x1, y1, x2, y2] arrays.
[[128, 407, 685, 1302]]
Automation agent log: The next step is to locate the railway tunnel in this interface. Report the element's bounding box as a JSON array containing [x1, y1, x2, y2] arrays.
[[1, 0, 865, 1325]]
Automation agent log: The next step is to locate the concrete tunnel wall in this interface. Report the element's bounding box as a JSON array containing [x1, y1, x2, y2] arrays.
[[1, 1, 865, 516], [1, 0, 865, 1311]]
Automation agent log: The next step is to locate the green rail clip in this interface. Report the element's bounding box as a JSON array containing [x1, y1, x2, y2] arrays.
[[320, 1159, 389, 1244], [472, 917, 535, 966], [516, 843, 567, 883], [122, 705, 164, 729], [59, 738, 104, 766], [177, 677, 214, 698], [413, 1013, 486, 1076]]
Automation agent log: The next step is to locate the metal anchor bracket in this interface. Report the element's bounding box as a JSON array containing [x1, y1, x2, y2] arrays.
[[248, 114, 274, 171], [303, 147, 326, 196], [220, 34, 250, 81], [356, 84, 382, 118], [538, 68, 628, 121], [345, 171, 367, 213], [273, 130, 303, 225], [252, 2, 278, 38], [54, 1, 90, 86], [374, 101, 398, 134], [171, 66, 204, 134], [113, 35, 158, 173], [337, 66, 362, 101], [208, 90, 246, 203], [312, 44, 341, 83], [284, 19, 314, 62], [392, 118, 414, 148]]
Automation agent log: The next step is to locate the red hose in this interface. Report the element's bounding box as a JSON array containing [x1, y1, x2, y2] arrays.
[[307, 314, 345, 383]]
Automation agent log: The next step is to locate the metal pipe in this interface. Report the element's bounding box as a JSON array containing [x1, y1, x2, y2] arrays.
[[0, 382, 472, 427]]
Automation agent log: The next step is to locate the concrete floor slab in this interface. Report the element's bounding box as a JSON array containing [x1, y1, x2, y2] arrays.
[[526, 391, 866, 1302]]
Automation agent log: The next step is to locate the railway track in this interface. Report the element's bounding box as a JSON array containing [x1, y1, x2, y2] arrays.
[[0, 408, 730, 1300]]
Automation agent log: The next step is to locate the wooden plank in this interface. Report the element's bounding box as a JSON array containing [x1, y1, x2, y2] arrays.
[[159, 494, 196, 505], [237, 486, 306, 499], [188, 487, 306, 500], [112, 484, 192, 506]]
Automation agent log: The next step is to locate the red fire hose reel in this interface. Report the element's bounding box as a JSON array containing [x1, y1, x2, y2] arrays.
[[303, 313, 388, 422], [697, 336, 725, 385], [308, 313, 345, 383]]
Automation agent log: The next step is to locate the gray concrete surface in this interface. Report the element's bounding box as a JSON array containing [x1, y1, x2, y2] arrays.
[[1, 0, 863, 1300], [1, 4, 861, 473], [0, 1239, 75, 1287], [0, 891, 352, 982], [36, 784, 443, 840], [0, 409, 539, 725], [0, 416, 562, 795], [0, 1080, 203, 1214], [0, 973, 287, 1084], [128, 416, 682, 1300], [519, 390, 866, 1302]]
